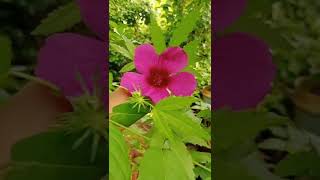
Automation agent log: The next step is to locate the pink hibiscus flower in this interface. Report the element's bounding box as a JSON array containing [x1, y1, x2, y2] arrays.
[[35, 0, 108, 108], [213, 0, 276, 110], [120, 44, 197, 103]]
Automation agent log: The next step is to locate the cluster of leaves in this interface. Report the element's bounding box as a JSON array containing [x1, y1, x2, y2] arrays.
[[109, 0, 151, 26], [260, 0, 320, 114], [110, 96, 211, 180], [154, 0, 211, 87], [109, 0, 151, 83], [221, 1, 320, 180], [266, 0, 320, 83]]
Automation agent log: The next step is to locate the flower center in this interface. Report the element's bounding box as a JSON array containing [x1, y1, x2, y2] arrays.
[[147, 67, 170, 88]]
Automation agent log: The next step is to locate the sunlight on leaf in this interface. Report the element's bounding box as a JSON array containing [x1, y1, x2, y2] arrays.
[[169, 5, 202, 46], [183, 39, 200, 70], [150, 15, 166, 53], [120, 62, 135, 73], [139, 137, 195, 180], [110, 43, 133, 59]]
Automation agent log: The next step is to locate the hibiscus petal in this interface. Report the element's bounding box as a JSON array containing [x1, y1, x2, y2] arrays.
[[168, 72, 197, 96], [77, 0, 107, 41], [214, 0, 247, 32], [120, 72, 144, 92], [120, 72, 169, 103], [35, 33, 107, 98], [213, 33, 276, 110], [142, 84, 170, 103], [134, 44, 159, 74], [159, 47, 188, 74]]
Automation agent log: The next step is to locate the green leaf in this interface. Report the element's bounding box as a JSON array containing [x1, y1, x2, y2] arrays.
[[109, 124, 131, 180], [197, 109, 212, 120], [109, 72, 113, 90], [169, 6, 202, 46], [6, 131, 106, 180], [110, 43, 132, 59], [153, 96, 209, 146], [32, 1, 81, 36], [152, 110, 174, 139], [243, 152, 283, 180], [111, 102, 149, 127], [139, 140, 195, 180], [275, 151, 320, 177], [183, 39, 200, 68], [150, 16, 166, 53], [137, 148, 165, 180], [0, 35, 12, 84], [120, 62, 135, 73], [155, 96, 197, 111], [122, 36, 135, 57], [213, 110, 288, 152], [158, 110, 210, 145], [190, 151, 211, 164], [194, 166, 211, 180], [258, 138, 287, 151], [223, 13, 289, 50]]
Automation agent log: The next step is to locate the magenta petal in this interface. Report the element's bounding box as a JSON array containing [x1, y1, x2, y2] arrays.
[[213, 33, 276, 110], [142, 85, 170, 103], [35, 33, 107, 98], [134, 44, 159, 74], [168, 72, 197, 96], [120, 72, 144, 92], [77, 0, 107, 41], [121, 72, 169, 103], [214, 0, 247, 32], [159, 47, 188, 74]]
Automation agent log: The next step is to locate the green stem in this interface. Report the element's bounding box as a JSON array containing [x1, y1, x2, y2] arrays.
[[193, 160, 211, 172], [109, 120, 151, 141], [9, 71, 59, 92]]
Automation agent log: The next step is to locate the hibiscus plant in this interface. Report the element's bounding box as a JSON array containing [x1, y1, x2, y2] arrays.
[[109, 2, 211, 180]]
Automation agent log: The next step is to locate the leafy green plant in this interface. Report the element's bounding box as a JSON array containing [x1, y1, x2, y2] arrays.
[[108, 1, 212, 179], [110, 96, 211, 180]]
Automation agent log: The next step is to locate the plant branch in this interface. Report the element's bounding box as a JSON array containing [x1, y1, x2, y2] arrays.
[[193, 160, 211, 172], [109, 120, 151, 141], [9, 70, 59, 92]]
